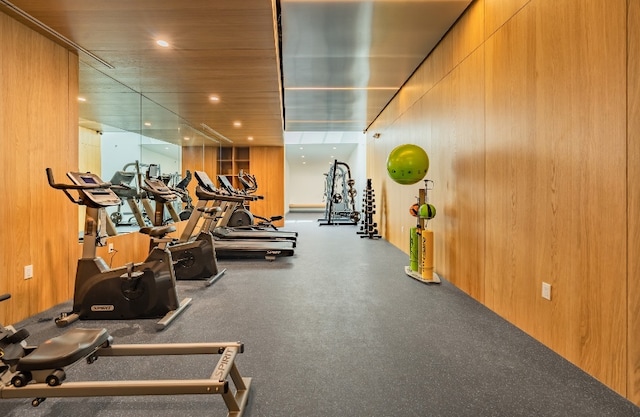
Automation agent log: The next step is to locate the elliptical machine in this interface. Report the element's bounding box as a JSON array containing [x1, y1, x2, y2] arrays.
[[46, 168, 191, 330]]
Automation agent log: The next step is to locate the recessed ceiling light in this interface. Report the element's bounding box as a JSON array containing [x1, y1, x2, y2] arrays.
[[302, 161, 306, 165], [144, 122, 151, 126], [233, 121, 242, 128], [183, 136, 190, 141], [77, 97, 86, 102], [209, 95, 220, 102], [301, 155, 305, 158], [332, 146, 336, 150], [299, 146, 303, 150], [156, 40, 170, 47], [247, 136, 254, 141]]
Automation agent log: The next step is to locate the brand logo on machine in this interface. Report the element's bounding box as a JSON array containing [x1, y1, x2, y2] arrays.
[[91, 305, 115, 312], [266, 251, 282, 255], [212, 349, 235, 380]]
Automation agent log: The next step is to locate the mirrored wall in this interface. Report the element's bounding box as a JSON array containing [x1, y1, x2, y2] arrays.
[[78, 61, 218, 233]]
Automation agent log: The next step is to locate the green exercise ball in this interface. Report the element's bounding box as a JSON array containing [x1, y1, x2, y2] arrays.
[[386, 144, 429, 185], [419, 203, 436, 220]]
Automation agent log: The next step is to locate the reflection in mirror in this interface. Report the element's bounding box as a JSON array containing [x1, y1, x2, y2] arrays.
[[78, 61, 142, 235], [78, 61, 217, 233], [139, 97, 184, 225]]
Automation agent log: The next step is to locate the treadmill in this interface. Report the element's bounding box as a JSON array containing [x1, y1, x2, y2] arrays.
[[215, 174, 298, 239], [195, 172, 297, 244], [179, 171, 295, 261]]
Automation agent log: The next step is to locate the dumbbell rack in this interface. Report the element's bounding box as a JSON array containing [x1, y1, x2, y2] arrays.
[[358, 179, 381, 239]]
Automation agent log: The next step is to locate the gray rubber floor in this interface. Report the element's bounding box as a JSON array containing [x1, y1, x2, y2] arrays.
[[1, 212, 639, 417]]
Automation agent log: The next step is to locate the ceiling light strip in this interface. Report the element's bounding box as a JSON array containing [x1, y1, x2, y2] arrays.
[[201, 123, 234, 143], [0, 0, 115, 69], [183, 124, 219, 144]]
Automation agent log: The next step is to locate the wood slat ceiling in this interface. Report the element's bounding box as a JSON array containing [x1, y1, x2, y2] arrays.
[[3, 0, 284, 147], [2, 0, 472, 148]]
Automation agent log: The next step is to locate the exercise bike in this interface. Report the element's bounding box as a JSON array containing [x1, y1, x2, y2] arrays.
[[46, 168, 191, 330], [0, 293, 251, 414], [174, 169, 194, 221], [141, 174, 226, 286]]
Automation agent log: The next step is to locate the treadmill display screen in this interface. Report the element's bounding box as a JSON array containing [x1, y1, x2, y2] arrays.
[[81, 176, 97, 184]]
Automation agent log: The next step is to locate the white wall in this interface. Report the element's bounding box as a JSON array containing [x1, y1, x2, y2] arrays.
[[286, 148, 366, 210], [284, 131, 367, 211], [287, 159, 333, 208], [100, 131, 142, 181], [101, 132, 181, 182]]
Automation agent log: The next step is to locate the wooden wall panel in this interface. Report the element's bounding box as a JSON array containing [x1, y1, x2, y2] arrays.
[[88, 232, 150, 269], [484, 0, 530, 38], [0, 11, 78, 325], [79, 127, 102, 172], [181, 144, 219, 205], [250, 147, 285, 227], [484, 0, 538, 339], [628, 0, 640, 405], [451, 0, 484, 66], [530, 0, 626, 392], [0, 11, 6, 320], [67, 55, 80, 298], [368, 0, 631, 401], [181, 145, 285, 228], [441, 48, 485, 300]]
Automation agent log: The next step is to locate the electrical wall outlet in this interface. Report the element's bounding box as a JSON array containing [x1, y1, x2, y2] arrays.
[[108, 243, 114, 253], [541, 282, 552, 300], [24, 265, 33, 280]]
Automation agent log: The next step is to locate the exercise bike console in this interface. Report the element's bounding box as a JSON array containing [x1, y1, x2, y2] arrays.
[[66, 171, 121, 207]]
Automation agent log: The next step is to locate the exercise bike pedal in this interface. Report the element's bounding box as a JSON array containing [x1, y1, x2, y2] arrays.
[[55, 312, 80, 328]]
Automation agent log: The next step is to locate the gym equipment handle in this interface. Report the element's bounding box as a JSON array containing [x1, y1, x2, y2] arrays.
[[0, 293, 10, 303], [46, 168, 111, 191]]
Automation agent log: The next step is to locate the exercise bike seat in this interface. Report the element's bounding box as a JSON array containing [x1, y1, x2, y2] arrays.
[[139, 225, 176, 238], [17, 328, 110, 371]]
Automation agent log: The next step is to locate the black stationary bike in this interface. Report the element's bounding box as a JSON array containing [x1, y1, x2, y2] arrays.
[[46, 168, 191, 331], [141, 173, 226, 286]]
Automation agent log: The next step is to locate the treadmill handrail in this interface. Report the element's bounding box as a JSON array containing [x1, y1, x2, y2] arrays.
[[195, 186, 246, 203]]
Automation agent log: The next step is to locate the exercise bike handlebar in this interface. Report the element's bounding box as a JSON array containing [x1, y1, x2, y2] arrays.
[[46, 168, 112, 191], [46, 168, 113, 205]]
